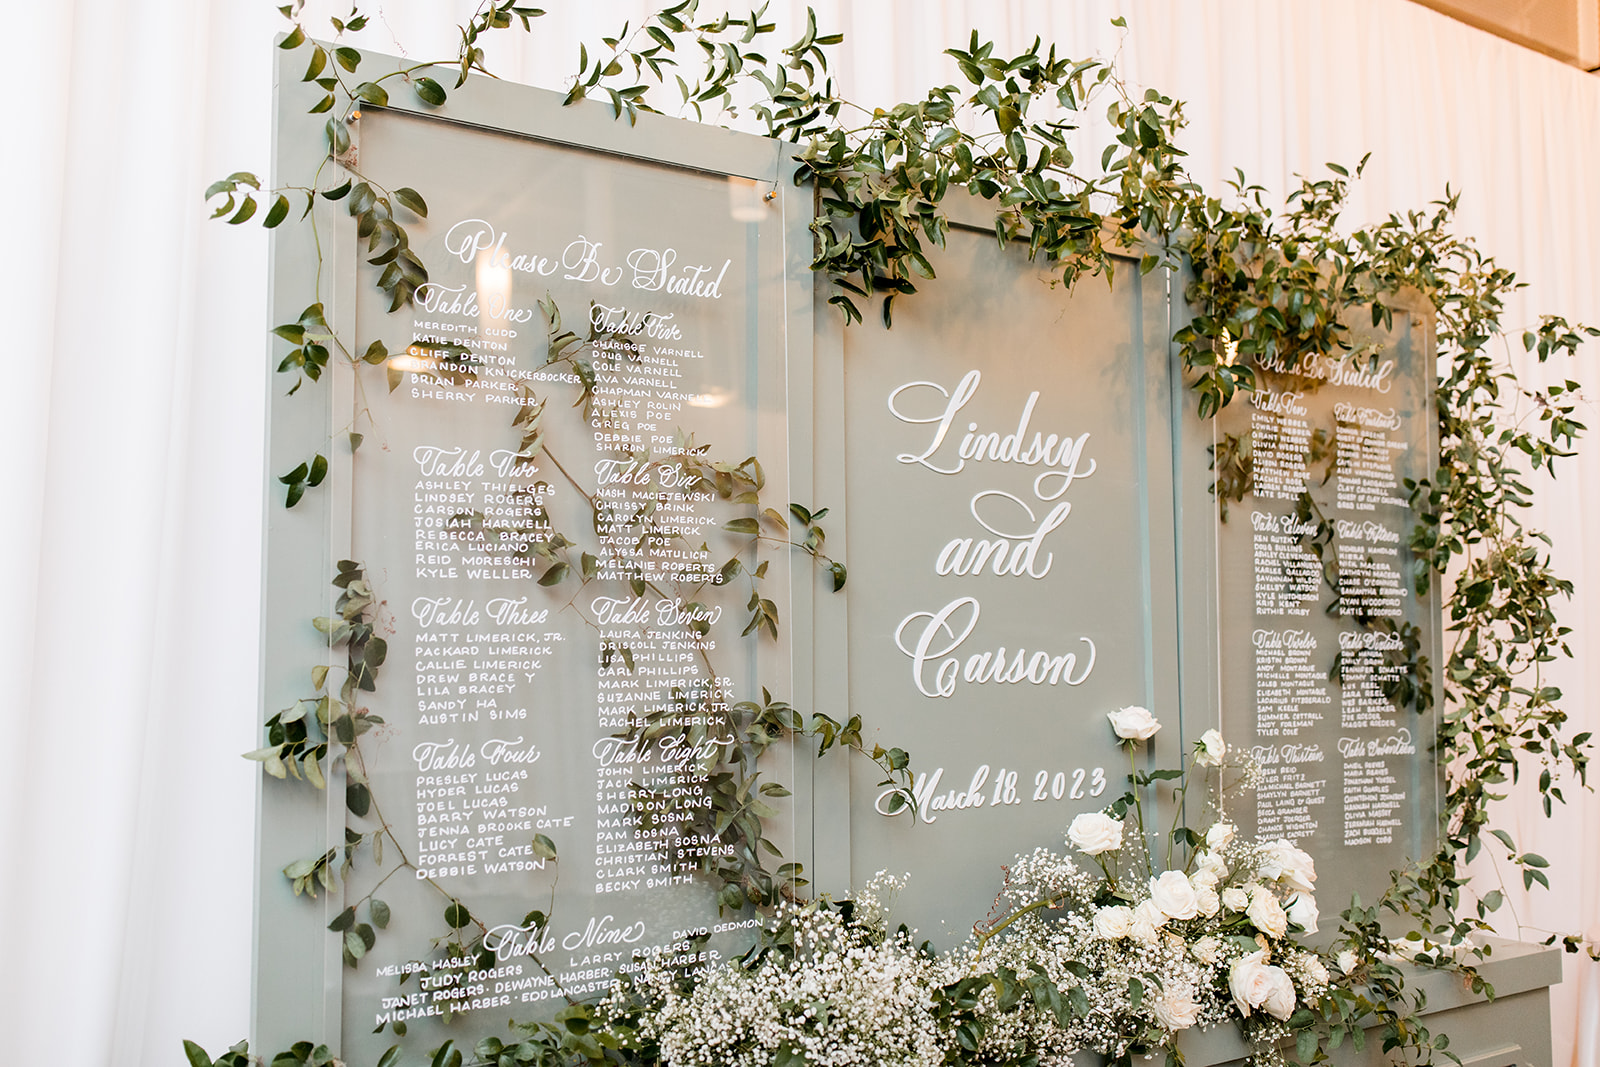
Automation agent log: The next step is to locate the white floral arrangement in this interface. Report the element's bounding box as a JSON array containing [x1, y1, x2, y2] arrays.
[[614, 875, 948, 1067], [603, 709, 1333, 1067], [942, 709, 1328, 1065]]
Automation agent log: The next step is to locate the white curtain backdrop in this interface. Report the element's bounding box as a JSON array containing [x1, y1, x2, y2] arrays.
[[1, 1, 1595, 1063]]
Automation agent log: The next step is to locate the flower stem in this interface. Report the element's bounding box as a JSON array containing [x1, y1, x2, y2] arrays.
[[970, 892, 1068, 967], [1165, 760, 1193, 871], [1128, 744, 1150, 881]]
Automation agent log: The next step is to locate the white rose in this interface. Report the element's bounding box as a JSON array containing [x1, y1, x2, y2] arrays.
[[1259, 840, 1317, 894], [1261, 968, 1297, 1020], [1092, 904, 1134, 940], [1222, 886, 1250, 912], [1131, 899, 1166, 943], [1335, 950, 1359, 974], [1190, 867, 1220, 891], [1154, 987, 1202, 1030], [1195, 885, 1221, 917], [1134, 898, 1168, 928], [1150, 870, 1200, 921], [1298, 952, 1330, 987], [1286, 893, 1319, 935], [1067, 812, 1124, 855], [1229, 950, 1298, 1021], [1107, 705, 1161, 741], [1248, 885, 1289, 938], [1228, 950, 1272, 1015], [1192, 935, 1222, 965], [1205, 822, 1236, 850], [1194, 728, 1227, 767], [1196, 848, 1229, 882]]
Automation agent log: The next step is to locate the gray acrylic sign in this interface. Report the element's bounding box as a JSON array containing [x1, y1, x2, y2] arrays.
[[810, 211, 1181, 944]]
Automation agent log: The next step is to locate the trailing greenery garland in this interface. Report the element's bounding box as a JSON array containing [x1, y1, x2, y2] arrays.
[[195, 3, 1597, 1066]]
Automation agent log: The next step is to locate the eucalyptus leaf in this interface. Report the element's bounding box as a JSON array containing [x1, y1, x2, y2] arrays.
[[263, 194, 290, 228], [393, 187, 428, 217], [302, 753, 326, 789], [344, 928, 368, 960], [415, 77, 447, 106]]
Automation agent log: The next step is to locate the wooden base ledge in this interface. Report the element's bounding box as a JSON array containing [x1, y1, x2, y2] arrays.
[[1175, 938, 1563, 1067]]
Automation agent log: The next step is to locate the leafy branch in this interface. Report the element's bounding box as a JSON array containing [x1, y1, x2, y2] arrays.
[[214, 7, 1600, 1067]]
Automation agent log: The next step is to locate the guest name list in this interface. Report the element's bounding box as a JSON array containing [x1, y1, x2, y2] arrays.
[[1217, 330, 1437, 906], [338, 112, 787, 1060]]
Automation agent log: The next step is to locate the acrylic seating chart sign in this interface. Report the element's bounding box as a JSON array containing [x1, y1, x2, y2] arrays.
[[1210, 300, 1441, 915], [257, 47, 1439, 1061], [258, 60, 813, 1060], [354, 109, 797, 1047]]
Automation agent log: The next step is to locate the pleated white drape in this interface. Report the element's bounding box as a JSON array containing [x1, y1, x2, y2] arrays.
[[1, 1, 1595, 1064]]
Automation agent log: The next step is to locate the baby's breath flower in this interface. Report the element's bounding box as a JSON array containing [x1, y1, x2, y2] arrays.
[[610, 746, 1332, 1067]]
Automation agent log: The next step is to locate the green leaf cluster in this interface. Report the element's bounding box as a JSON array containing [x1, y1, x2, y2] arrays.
[[271, 303, 331, 394], [323, 178, 430, 311]]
